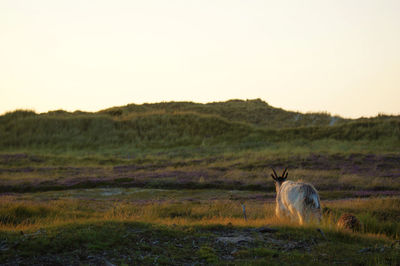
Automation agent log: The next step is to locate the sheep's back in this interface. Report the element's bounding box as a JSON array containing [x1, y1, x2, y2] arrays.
[[280, 181, 320, 210]]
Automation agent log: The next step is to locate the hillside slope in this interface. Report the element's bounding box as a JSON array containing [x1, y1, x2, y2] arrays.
[[101, 99, 346, 128], [0, 100, 399, 153]]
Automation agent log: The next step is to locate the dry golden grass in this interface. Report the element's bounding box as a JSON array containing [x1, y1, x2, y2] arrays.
[[1, 193, 399, 241]]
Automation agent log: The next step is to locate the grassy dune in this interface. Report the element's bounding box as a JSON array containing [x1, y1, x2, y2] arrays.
[[101, 99, 344, 128], [0, 99, 399, 154]]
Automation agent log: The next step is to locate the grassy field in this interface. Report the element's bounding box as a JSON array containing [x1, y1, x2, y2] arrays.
[[1, 100, 399, 265], [0, 189, 399, 265]]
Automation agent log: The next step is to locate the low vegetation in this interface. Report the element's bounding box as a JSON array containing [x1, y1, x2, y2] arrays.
[[0, 99, 399, 154], [0, 189, 399, 265], [0, 99, 399, 264]]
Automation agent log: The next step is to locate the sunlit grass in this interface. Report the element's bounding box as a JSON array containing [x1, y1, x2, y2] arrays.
[[1, 193, 399, 265], [1, 191, 399, 241]]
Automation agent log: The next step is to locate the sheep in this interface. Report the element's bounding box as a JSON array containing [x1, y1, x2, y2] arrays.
[[271, 168, 321, 225]]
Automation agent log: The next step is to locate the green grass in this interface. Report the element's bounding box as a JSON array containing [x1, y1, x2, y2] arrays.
[[0, 192, 399, 265], [0, 99, 399, 155], [101, 99, 346, 128]]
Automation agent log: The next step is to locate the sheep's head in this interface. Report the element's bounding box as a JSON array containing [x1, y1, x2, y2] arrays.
[[271, 168, 288, 191]]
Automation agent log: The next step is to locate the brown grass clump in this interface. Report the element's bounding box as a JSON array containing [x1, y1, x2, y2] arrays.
[[337, 213, 361, 231]]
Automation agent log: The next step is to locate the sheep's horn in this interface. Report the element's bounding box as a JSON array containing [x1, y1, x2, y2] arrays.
[[272, 168, 278, 179], [282, 168, 288, 177]]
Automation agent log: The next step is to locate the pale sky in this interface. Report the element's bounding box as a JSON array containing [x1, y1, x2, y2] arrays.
[[1, 0, 399, 118]]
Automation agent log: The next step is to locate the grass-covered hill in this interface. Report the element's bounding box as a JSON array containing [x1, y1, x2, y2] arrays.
[[0, 99, 399, 154], [101, 98, 346, 128]]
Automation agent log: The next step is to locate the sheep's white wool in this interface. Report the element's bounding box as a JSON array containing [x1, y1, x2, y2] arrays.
[[275, 181, 321, 225]]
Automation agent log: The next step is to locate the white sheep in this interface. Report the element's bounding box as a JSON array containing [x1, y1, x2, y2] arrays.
[[271, 168, 321, 225]]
